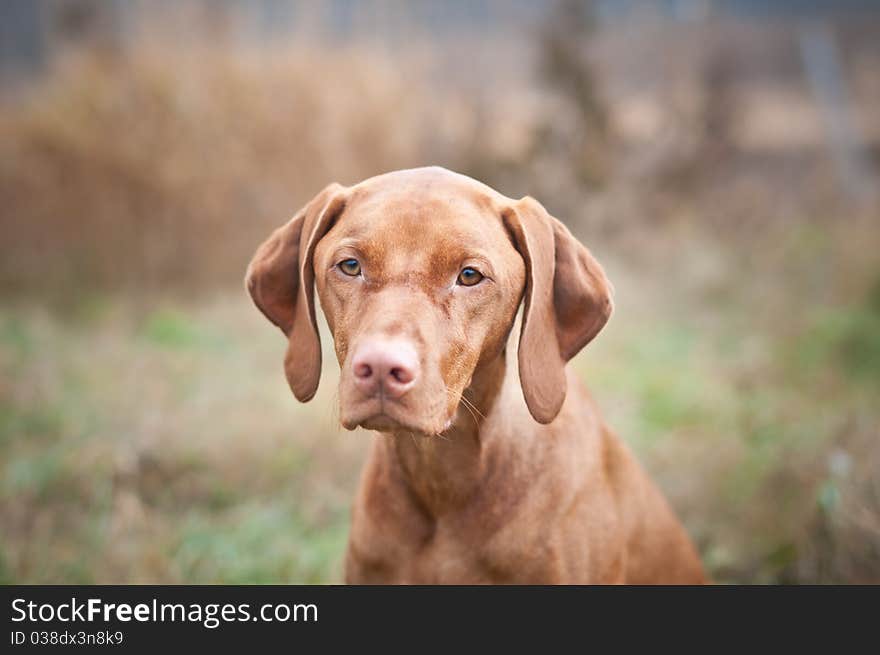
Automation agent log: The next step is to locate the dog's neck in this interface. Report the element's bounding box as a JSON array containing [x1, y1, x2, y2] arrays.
[[378, 352, 511, 516]]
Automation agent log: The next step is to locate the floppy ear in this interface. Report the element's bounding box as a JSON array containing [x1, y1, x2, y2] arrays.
[[502, 196, 613, 424], [245, 183, 348, 402]]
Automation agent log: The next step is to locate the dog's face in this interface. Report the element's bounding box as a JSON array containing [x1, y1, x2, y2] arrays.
[[312, 176, 526, 434], [246, 167, 612, 434]]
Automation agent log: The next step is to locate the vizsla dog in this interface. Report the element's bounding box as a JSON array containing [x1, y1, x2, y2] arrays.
[[246, 167, 706, 584]]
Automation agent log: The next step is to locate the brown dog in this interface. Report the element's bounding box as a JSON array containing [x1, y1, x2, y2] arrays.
[[246, 167, 706, 584]]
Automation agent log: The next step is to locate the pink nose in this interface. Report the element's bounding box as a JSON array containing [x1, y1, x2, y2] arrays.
[[351, 340, 420, 399]]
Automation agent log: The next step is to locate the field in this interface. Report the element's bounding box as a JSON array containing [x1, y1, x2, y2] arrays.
[[4, 215, 879, 583], [2, 9, 880, 583]]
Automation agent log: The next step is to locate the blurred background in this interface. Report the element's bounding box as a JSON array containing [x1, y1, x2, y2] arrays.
[[1, 0, 879, 584]]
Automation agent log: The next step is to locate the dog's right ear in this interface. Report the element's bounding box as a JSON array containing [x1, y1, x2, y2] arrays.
[[245, 183, 348, 402]]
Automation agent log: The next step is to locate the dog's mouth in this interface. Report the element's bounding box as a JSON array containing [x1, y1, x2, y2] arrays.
[[341, 397, 452, 436]]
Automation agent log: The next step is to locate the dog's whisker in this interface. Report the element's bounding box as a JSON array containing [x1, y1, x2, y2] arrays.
[[444, 387, 486, 429], [448, 387, 483, 428], [461, 402, 479, 429], [461, 392, 486, 420], [461, 397, 480, 419]]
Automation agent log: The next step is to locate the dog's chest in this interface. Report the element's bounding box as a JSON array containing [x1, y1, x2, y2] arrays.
[[355, 518, 558, 584], [404, 521, 495, 584], [348, 487, 575, 584]]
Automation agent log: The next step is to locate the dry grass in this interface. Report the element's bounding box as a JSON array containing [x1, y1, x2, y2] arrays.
[[0, 44, 468, 296]]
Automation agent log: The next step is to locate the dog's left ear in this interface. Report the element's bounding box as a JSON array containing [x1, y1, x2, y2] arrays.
[[502, 196, 613, 424], [245, 183, 349, 402]]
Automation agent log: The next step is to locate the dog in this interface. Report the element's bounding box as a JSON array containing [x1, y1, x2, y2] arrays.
[[246, 166, 706, 584]]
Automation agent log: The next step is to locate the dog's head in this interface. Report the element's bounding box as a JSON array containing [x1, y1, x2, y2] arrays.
[[246, 167, 612, 433]]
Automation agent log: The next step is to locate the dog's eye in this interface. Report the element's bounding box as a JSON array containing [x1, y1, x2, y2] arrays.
[[457, 267, 484, 287], [338, 258, 361, 276]]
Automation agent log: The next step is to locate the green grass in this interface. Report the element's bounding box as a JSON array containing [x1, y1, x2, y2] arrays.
[[172, 504, 349, 584]]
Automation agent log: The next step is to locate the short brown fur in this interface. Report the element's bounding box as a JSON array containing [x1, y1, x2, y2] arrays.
[[246, 167, 706, 584]]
